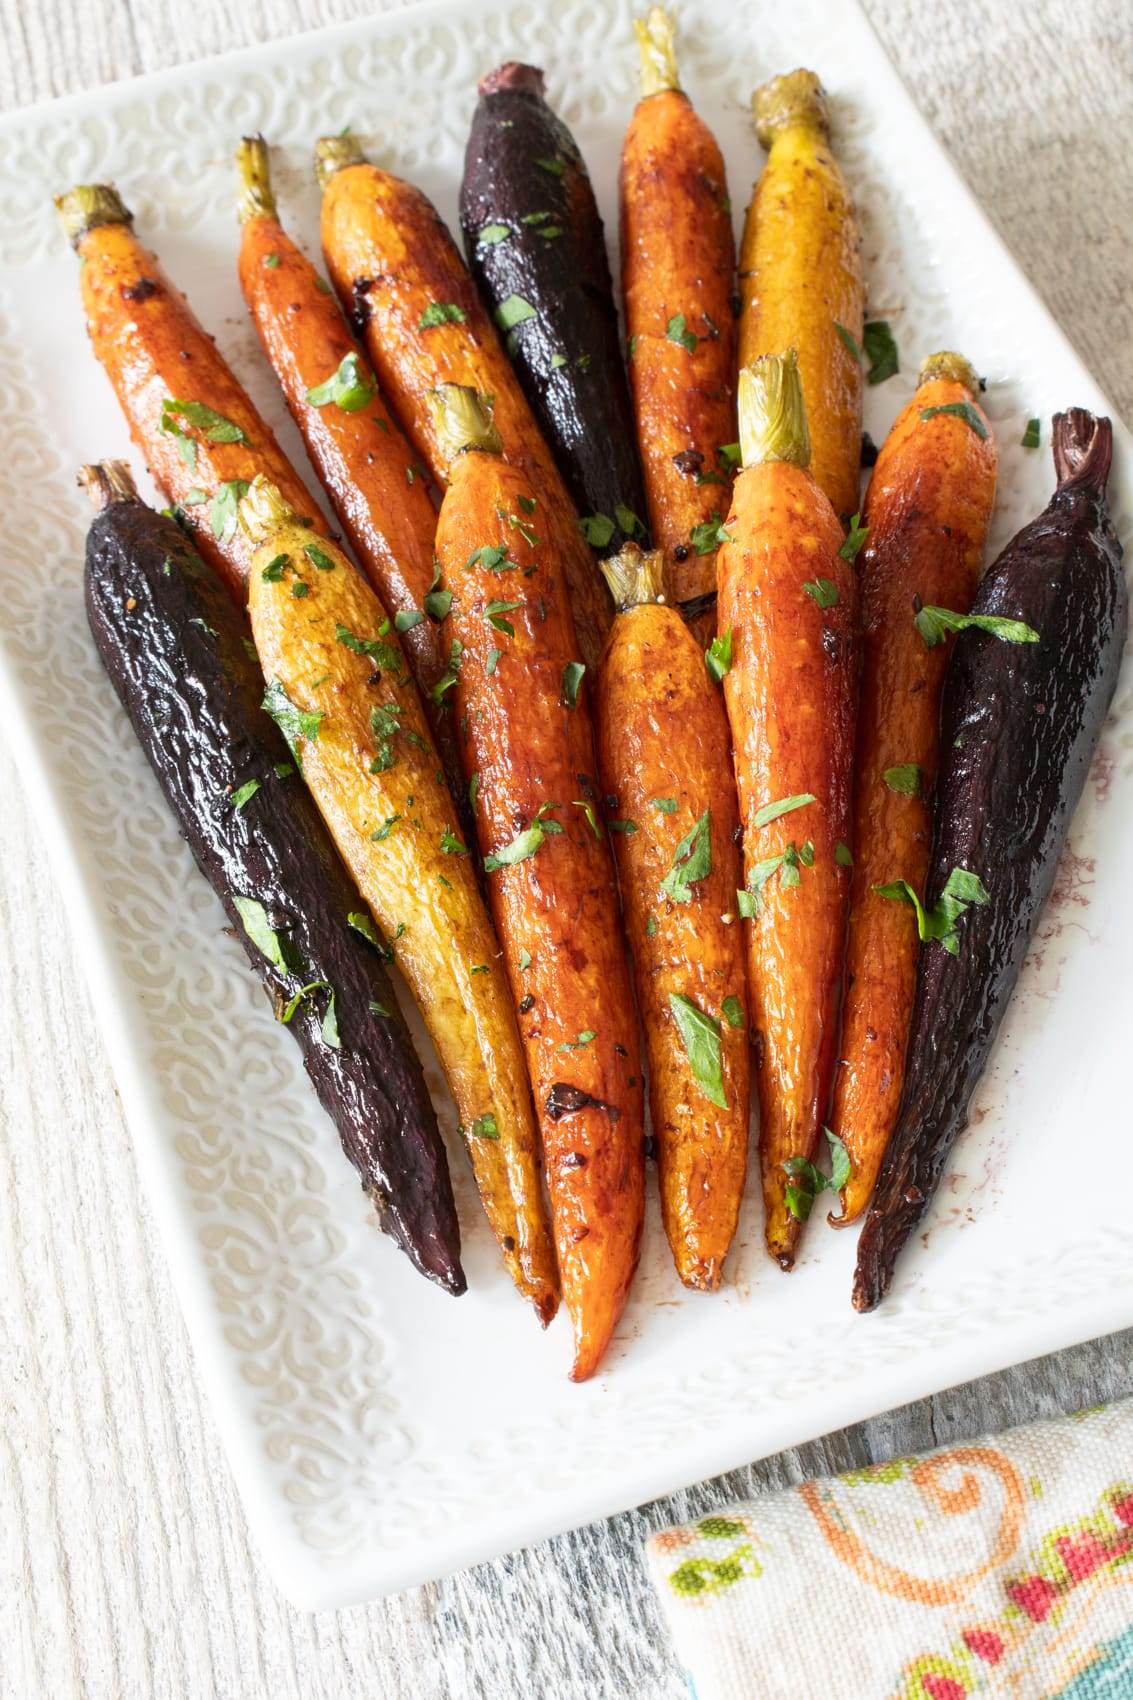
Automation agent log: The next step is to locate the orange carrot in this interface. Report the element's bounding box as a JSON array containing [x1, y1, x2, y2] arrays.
[[427, 385, 644, 1379], [315, 135, 613, 670], [620, 8, 737, 639], [595, 543, 749, 1287], [717, 352, 858, 1266], [56, 183, 322, 598], [829, 353, 997, 1223]]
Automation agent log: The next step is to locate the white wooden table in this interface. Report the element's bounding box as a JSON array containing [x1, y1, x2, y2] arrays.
[[2, 3, 1130, 1694]]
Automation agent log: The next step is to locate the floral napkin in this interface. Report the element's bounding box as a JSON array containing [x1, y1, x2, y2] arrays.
[[645, 1399, 1133, 1698]]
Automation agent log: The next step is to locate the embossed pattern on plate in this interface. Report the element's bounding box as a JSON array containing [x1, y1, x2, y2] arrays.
[[0, 0, 1130, 1608]]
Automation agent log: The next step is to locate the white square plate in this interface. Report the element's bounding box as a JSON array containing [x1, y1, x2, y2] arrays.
[[1, 0, 1130, 1610]]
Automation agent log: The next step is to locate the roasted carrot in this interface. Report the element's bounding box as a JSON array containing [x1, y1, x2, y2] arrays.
[[56, 184, 323, 598], [855, 410, 1125, 1309], [737, 71, 864, 527], [460, 62, 649, 557], [829, 354, 997, 1225], [595, 543, 749, 1288], [238, 478, 558, 1324], [315, 136, 612, 669], [620, 7, 737, 637], [717, 352, 858, 1267], [233, 138, 470, 834], [427, 385, 644, 1380], [84, 462, 464, 1296]]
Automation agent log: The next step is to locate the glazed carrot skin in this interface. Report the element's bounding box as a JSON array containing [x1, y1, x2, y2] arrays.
[[429, 386, 644, 1381], [620, 8, 737, 635], [234, 140, 470, 832], [56, 185, 324, 598], [737, 71, 864, 526], [235, 141, 439, 676], [829, 355, 996, 1225], [239, 478, 558, 1324], [718, 354, 858, 1268], [595, 544, 749, 1290], [315, 137, 612, 670]]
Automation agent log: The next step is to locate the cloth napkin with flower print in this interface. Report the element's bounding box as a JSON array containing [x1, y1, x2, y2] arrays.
[[644, 1399, 1133, 1699]]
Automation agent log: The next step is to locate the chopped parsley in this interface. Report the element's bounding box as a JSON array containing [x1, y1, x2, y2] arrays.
[[689, 512, 724, 555], [572, 799, 603, 838], [466, 543, 517, 574], [803, 577, 840, 607], [419, 302, 467, 328], [705, 628, 732, 685], [736, 840, 814, 915], [669, 993, 726, 1108], [424, 587, 453, 620], [783, 1129, 851, 1220], [335, 621, 404, 677], [395, 608, 425, 632], [230, 779, 261, 810], [348, 911, 384, 950], [835, 840, 854, 868], [1022, 417, 1041, 450], [666, 313, 697, 353], [440, 828, 469, 856], [839, 512, 869, 562], [721, 995, 745, 1030], [561, 660, 586, 707], [607, 819, 637, 834], [162, 397, 248, 445], [369, 702, 416, 772], [261, 552, 289, 582], [833, 320, 861, 361], [232, 895, 288, 970], [280, 978, 330, 1024], [305, 351, 374, 412], [431, 638, 464, 702], [651, 797, 678, 814], [659, 810, 711, 904], [495, 294, 537, 351], [874, 865, 990, 954], [579, 512, 616, 549], [370, 815, 401, 842], [468, 1114, 499, 1139], [478, 223, 511, 245], [211, 479, 250, 542], [753, 793, 815, 830], [863, 319, 899, 385], [484, 597, 521, 636], [883, 763, 922, 796], [557, 1029, 596, 1053], [484, 801, 562, 872], [914, 604, 1039, 649], [304, 543, 336, 573], [920, 400, 988, 439], [261, 678, 323, 762]]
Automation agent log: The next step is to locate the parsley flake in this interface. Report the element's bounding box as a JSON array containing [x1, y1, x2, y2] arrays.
[[666, 313, 697, 353], [660, 810, 711, 904], [914, 604, 1039, 649], [419, 302, 467, 328], [920, 400, 988, 439], [669, 993, 726, 1108]]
